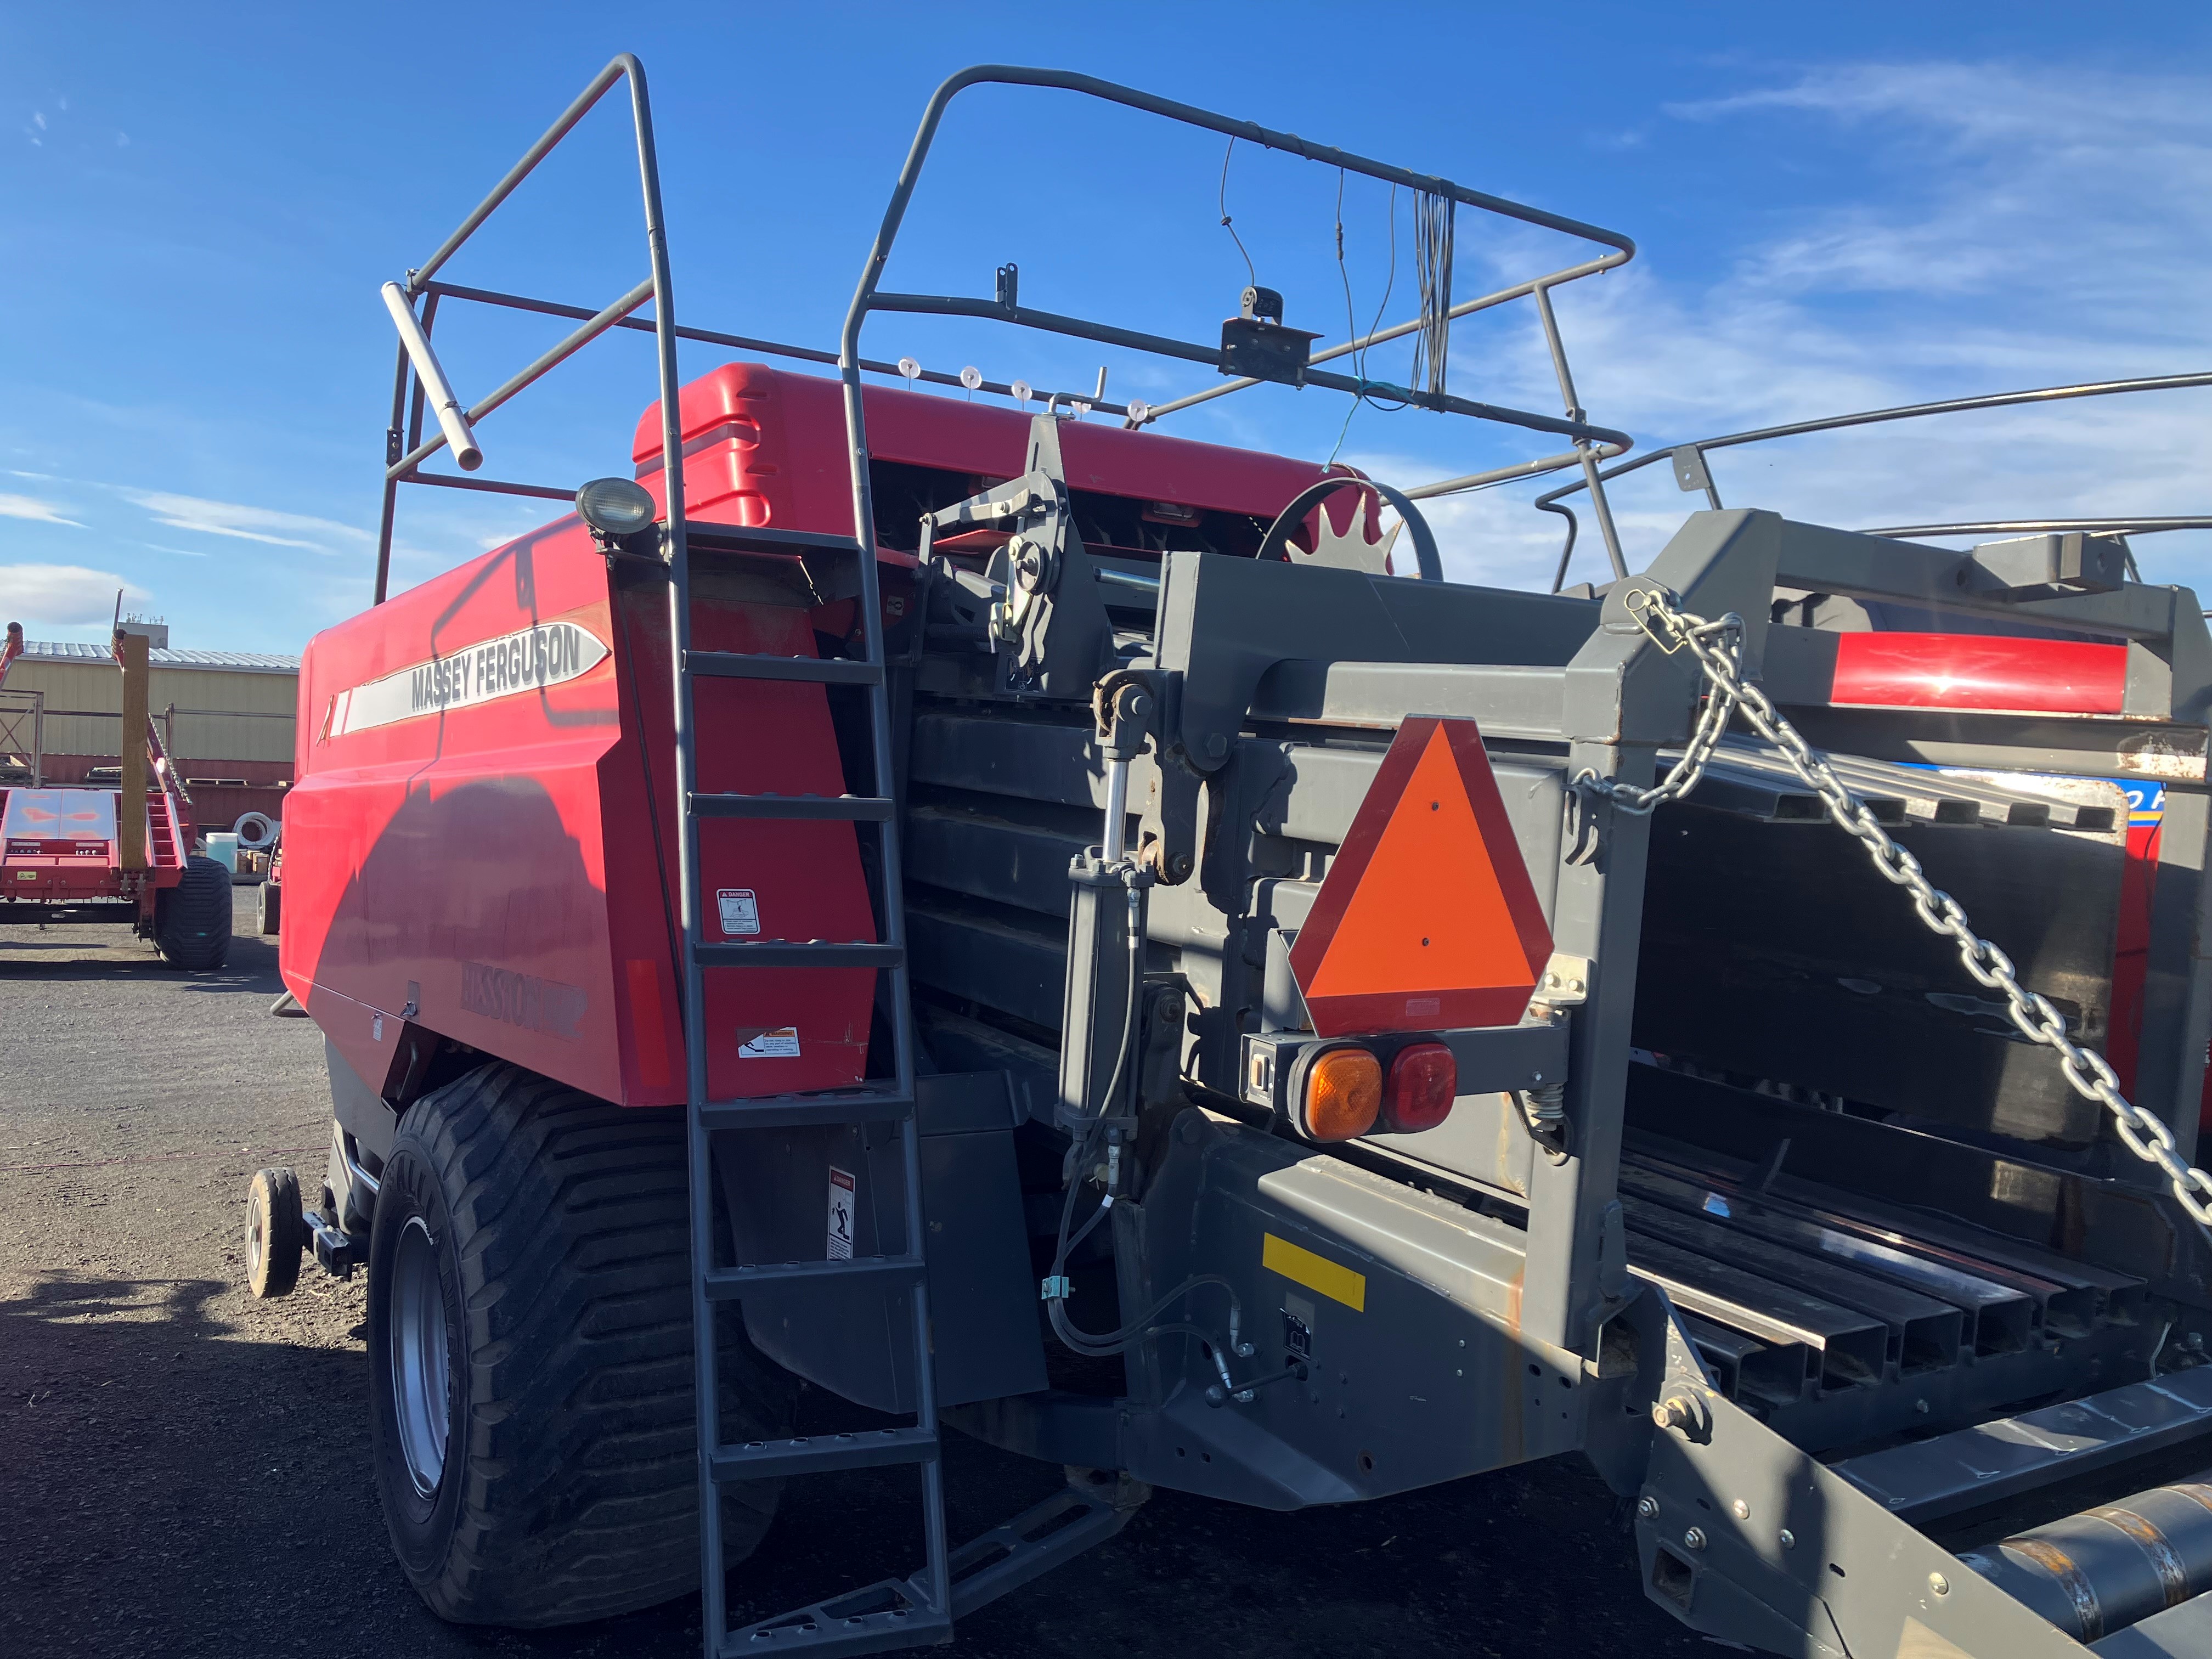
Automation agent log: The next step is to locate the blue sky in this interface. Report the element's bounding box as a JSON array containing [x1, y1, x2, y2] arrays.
[[2, 4, 2208, 654]]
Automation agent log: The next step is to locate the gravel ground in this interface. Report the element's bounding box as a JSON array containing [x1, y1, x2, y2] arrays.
[[0, 891, 1703, 1659]]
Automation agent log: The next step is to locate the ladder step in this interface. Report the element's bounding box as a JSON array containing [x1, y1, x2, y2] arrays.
[[696, 941, 901, 968], [700, 1087, 914, 1130], [721, 1585, 950, 1658], [686, 650, 884, 686], [711, 1426, 938, 1483], [691, 792, 895, 822], [704, 1255, 926, 1299], [684, 521, 867, 560], [930, 1479, 1138, 1621]]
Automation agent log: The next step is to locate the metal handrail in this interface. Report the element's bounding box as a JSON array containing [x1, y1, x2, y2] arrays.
[[1521, 369, 2212, 592], [370, 55, 684, 605], [415, 280, 1095, 407], [836, 64, 1642, 578]]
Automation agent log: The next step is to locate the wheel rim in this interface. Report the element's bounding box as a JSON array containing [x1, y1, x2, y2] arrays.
[[246, 1194, 266, 1282], [390, 1216, 452, 1496]]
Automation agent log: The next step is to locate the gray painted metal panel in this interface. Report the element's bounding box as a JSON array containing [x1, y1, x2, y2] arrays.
[[1249, 659, 1572, 740], [1831, 1368, 2212, 1523], [2094, 1593, 2212, 1656], [907, 903, 1068, 1031], [907, 805, 1086, 918], [1635, 801, 2126, 1148]]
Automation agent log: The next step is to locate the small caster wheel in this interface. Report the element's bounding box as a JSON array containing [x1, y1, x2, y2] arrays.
[[247, 1166, 306, 1298]]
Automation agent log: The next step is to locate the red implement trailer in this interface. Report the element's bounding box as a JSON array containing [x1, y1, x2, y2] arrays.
[[248, 57, 2212, 1659], [0, 620, 230, 968]]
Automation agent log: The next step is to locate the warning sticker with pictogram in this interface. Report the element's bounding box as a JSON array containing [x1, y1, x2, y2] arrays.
[[1288, 716, 1552, 1036]]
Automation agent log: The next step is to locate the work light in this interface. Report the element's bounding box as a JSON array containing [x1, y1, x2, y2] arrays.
[[574, 477, 660, 540]]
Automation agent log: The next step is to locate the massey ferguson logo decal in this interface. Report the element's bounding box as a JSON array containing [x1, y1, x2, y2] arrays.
[[327, 619, 608, 736]]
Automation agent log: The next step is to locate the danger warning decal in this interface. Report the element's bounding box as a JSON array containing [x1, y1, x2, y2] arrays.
[[1289, 716, 1553, 1036], [327, 619, 608, 736]]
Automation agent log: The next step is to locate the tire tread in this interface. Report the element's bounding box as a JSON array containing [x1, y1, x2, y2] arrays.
[[383, 1062, 787, 1627], [154, 855, 233, 969]]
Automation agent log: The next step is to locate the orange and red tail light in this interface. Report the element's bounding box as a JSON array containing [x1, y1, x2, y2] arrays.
[[1289, 1039, 1460, 1142]]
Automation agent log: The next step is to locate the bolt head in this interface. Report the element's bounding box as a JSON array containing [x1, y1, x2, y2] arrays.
[[1683, 1527, 1707, 1551], [1637, 1496, 1659, 1520], [1778, 1528, 1796, 1550], [1652, 1396, 1695, 1432], [1915, 1398, 1931, 1415], [1731, 1499, 1750, 1521], [1929, 1572, 1950, 1596]]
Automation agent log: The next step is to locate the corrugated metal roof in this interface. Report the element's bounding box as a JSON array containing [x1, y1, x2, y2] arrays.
[[18, 641, 299, 674]]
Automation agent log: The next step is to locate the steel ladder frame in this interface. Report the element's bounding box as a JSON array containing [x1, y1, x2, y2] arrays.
[[363, 53, 954, 1659]]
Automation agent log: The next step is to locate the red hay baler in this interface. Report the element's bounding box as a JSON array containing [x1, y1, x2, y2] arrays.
[[0, 621, 231, 968]]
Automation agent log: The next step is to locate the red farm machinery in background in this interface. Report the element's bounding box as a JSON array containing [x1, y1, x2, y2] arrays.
[[241, 55, 2212, 1659], [0, 620, 231, 968]]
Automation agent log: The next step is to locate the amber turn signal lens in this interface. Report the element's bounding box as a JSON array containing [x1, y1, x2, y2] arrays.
[[1300, 1047, 1382, 1141], [1380, 1042, 1457, 1134]]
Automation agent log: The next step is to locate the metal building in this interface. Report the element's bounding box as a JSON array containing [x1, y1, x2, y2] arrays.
[[0, 636, 298, 833]]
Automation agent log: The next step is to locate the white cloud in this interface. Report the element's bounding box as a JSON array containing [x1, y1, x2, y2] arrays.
[[118, 489, 370, 554], [0, 563, 148, 626], [1358, 60, 2212, 595], [0, 493, 86, 528], [143, 543, 209, 558]]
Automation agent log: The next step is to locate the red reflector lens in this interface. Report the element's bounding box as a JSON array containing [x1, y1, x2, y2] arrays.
[[1380, 1042, 1457, 1135], [1299, 1048, 1381, 1141]]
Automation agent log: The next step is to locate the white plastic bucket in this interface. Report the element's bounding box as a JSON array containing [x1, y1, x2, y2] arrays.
[[204, 832, 240, 873]]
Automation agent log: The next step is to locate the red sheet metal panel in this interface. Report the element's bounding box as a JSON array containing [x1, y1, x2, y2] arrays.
[[1832, 633, 2128, 715], [629, 362, 1332, 528], [284, 514, 877, 1108]]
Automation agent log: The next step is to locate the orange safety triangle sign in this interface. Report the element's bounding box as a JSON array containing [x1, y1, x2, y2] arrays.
[[1288, 716, 1553, 1036]]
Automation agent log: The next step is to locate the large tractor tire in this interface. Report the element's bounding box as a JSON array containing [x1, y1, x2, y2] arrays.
[[153, 855, 233, 969], [366, 1062, 793, 1627]]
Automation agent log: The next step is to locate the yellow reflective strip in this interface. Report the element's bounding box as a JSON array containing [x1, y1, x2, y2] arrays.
[[1262, 1233, 1365, 1311]]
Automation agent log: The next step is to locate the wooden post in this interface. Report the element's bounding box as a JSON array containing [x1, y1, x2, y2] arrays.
[[116, 630, 149, 871]]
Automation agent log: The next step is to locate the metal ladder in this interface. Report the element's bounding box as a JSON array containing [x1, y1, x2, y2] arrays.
[[669, 516, 952, 1656]]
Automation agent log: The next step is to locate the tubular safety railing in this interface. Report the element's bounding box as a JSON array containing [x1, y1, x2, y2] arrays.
[[1522, 370, 2212, 592], [371, 63, 1643, 602]]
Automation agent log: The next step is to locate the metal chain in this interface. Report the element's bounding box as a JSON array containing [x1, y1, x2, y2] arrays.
[[1576, 585, 2212, 1231]]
